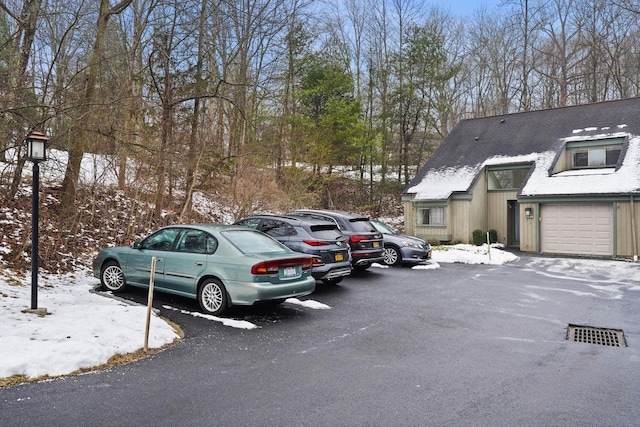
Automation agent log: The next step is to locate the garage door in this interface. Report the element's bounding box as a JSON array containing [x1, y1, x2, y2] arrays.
[[541, 204, 613, 256]]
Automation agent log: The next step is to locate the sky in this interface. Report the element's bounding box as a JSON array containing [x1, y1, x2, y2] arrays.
[[0, 244, 519, 383], [438, 0, 503, 16]]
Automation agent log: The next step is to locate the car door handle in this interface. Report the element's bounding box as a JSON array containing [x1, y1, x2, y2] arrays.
[[195, 262, 204, 266]]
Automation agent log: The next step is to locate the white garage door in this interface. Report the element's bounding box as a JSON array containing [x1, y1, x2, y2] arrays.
[[541, 203, 613, 256]]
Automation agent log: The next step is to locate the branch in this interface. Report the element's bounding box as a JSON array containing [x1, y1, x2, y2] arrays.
[[106, 0, 133, 18], [0, 1, 21, 23]]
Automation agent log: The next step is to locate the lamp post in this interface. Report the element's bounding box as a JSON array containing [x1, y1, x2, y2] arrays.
[[25, 130, 48, 313]]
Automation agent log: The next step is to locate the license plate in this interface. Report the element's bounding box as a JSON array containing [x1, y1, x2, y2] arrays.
[[335, 253, 343, 261], [283, 266, 297, 278], [373, 241, 379, 248]]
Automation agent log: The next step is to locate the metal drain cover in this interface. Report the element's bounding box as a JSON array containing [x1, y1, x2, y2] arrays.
[[567, 324, 627, 347]]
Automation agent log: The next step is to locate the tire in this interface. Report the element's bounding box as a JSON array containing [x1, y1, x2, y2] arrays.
[[383, 246, 401, 266], [198, 278, 228, 315], [323, 277, 344, 285], [100, 261, 126, 292], [353, 263, 371, 271]]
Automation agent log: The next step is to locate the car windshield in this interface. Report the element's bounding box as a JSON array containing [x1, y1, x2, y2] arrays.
[[348, 218, 377, 233], [372, 221, 396, 234], [222, 229, 289, 254]]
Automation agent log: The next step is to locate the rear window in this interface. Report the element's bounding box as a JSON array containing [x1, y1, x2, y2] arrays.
[[309, 224, 343, 239], [222, 230, 289, 254], [348, 218, 377, 233]]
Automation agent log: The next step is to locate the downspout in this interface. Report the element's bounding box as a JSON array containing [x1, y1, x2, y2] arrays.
[[631, 195, 638, 262], [485, 168, 489, 240]]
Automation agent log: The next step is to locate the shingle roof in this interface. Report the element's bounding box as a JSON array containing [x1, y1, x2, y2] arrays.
[[405, 98, 640, 200]]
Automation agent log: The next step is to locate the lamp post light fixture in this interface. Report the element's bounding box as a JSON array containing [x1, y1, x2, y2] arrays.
[[25, 130, 49, 315]]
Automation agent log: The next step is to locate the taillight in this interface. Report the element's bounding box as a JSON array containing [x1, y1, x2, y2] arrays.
[[349, 235, 368, 243], [312, 256, 325, 266], [303, 239, 331, 246], [251, 257, 313, 274], [302, 258, 313, 270]]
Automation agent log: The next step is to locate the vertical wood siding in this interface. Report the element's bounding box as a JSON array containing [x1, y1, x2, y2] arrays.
[[519, 202, 538, 252], [487, 191, 518, 244], [616, 201, 640, 258]]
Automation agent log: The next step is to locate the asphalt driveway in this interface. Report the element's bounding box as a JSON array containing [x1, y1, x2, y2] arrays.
[[1, 254, 639, 426]]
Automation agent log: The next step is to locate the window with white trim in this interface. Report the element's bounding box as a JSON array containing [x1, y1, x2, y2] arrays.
[[567, 138, 623, 169], [420, 207, 445, 226]]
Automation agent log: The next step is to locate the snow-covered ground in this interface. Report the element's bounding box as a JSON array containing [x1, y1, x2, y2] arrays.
[[0, 244, 520, 383]]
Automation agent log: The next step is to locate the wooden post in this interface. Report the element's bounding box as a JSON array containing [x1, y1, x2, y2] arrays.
[[144, 256, 157, 352]]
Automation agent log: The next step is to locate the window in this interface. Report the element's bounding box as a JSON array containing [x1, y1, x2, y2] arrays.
[[260, 219, 295, 237], [568, 138, 623, 169], [176, 230, 209, 253], [141, 228, 181, 251], [235, 218, 260, 229], [420, 207, 445, 226], [487, 168, 529, 190], [572, 147, 620, 168], [223, 230, 288, 254]]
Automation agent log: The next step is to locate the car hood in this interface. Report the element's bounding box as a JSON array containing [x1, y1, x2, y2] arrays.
[[384, 233, 428, 247]]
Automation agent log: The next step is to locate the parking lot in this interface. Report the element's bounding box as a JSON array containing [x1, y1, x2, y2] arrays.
[[2, 255, 640, 426]]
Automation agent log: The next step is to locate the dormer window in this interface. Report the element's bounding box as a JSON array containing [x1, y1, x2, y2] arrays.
[[568, 138, 623, 169]]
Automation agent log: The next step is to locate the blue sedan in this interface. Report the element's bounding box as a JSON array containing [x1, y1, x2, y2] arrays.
[[93, 225, 316, 315]]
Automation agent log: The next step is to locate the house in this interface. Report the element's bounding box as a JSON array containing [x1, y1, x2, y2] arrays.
[[402, 98, 640, 259]]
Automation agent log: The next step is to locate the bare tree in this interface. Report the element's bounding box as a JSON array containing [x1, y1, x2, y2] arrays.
[[0, 0, 43, 197], [534, 0, 584, 107], [59, 0, 133, 218]]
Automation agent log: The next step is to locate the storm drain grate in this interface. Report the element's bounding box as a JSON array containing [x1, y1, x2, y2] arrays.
[[567, 324, 627, 347]]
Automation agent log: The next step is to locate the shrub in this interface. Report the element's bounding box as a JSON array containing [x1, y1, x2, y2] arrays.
[[488, 229, 498, 244], [427, 238, 441, 246], [472, 229, 485, 246]]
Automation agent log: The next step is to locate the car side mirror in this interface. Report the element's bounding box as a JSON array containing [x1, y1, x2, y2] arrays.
[[132, 241, 142, 249]]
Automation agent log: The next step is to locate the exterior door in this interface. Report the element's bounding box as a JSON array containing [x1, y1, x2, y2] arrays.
[[507, 200, 520, 246], [161, 229, 210, 296]]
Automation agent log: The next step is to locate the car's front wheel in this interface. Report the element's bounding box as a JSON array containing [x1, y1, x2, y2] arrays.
[[101, 261, 126, 292], [383, 246, 401, 266], [198, 278, 228, 315]]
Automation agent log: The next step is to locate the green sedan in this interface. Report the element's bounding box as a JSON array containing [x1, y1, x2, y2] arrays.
[[92, 224, 316, 315]]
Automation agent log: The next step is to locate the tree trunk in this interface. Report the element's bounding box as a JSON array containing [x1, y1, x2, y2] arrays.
[[59, 0, 133, 217]]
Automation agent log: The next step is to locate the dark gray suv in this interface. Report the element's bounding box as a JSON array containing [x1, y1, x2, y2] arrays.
[[287, 209, 384, 271], [234, 215, 352, 284]]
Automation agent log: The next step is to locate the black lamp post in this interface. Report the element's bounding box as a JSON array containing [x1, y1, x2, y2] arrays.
[[25, 130, 48, 312]]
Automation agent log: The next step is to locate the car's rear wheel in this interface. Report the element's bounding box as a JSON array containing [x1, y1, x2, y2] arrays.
[[101, 261, 126, 292], [198, 278, 228, 315], [323, 277, 344, 285], [383, 246, 401, 266]]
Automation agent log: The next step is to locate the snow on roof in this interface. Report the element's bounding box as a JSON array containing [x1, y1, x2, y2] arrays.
[[521, 135, 640, 196], [406, 164, 481, 200], [408, 132, 640, 201], [406, 153, 540, 200]]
